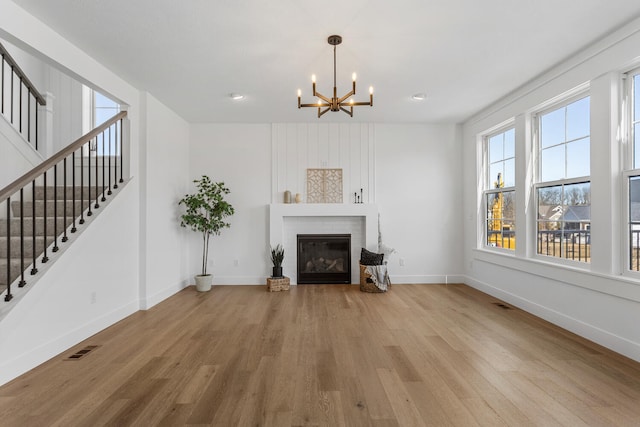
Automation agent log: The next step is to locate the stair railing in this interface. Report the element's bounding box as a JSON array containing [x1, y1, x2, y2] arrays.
[[0, 111, 127, 302], [0, 41, 47, 150]]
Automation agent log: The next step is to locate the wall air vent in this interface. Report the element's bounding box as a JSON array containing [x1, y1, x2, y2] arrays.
[[65, 345, 100, 360], [492, 302, 513, 310]]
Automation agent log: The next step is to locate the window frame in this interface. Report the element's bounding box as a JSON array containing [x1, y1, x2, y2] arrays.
[[533, 91, 591, 265], [623, 67, 640, 274], [81, 86, 121, 157], [482, 125, 516, 252]]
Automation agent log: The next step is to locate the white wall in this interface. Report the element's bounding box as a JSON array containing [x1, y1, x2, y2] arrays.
[[47, 66, 83, 154], [462, 17, 640, 361], [376, 124, 464, 283], [140, 92, 190, 308], [191, 122, 463, 285], [0, 112, 41, 190], [189, 124, 272, 284]]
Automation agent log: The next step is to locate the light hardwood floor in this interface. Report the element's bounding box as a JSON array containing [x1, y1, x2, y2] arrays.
[[1, 284, 640, 426]]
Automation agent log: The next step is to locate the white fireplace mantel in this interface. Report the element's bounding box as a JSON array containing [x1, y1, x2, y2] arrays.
[[269, 203, 379, 250]]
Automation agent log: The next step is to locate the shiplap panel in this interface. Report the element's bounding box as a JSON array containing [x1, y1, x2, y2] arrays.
[[307, 123, 319, 169], [367, 124, 375, 203], [286, 123, 297, 195], [318, 124, 329, 167], [360, 124, 369, 203], [271, 123, 375, 204], [328, 124, 339, 167], [297, 124, 308, 201], [339, 123, 351, 203], [350, 125, 362, 203], [276, 124, 288, 202]]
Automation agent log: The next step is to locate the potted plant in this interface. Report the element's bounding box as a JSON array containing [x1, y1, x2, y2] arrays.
[[179, 176, 234, 292], [270, 244, 285, 278]]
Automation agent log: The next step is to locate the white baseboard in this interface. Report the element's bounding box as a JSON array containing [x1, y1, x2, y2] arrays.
[[0, 300, 138, 386], [140, 280, 190, 310], [389, 274, 466, 284], [210, 276, 266, 285], [463, 275, 640, 363]]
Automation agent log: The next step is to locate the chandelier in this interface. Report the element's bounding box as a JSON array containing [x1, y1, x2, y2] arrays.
[[297, 35, 373, 118]]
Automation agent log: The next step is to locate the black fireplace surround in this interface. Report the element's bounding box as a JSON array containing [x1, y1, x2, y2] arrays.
[[297, 234, 351, 284]]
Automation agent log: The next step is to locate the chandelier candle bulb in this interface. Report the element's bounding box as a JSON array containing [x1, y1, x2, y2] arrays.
[[297, 89, 301, 108], [370, 86, 374, 106]]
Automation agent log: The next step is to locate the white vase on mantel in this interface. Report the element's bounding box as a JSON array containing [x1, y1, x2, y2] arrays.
[[195, 274, 213, 292]]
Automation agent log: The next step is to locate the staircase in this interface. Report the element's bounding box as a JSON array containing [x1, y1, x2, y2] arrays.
[[0, 110, 127, 302], [0, 40, 129, 303], [0, 187, 98, 290]]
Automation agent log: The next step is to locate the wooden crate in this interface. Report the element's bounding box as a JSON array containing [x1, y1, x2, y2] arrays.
[[266, 276, 290, 292]]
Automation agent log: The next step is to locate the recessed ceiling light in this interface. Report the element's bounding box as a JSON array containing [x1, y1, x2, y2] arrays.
[[230, 93, 245, 100], [411, 93, 427, 101]]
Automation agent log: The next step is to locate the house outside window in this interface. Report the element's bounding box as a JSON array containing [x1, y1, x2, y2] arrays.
[[535, 95, 591, 262], [484, 127, 515, 250]]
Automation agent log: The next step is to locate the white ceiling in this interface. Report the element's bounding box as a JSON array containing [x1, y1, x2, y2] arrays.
[[9, 0, 640, 123]]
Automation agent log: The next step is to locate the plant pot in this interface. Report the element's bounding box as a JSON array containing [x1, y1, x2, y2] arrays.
[[272, 266, 283, 278], [195, 274, 213, 292]]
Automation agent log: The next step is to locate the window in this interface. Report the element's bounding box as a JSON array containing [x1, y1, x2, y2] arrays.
[[627, 69, 640, 271], [484, 127, 515, 250], [82, 86, 121, 156], [536, 95, 591, 262]]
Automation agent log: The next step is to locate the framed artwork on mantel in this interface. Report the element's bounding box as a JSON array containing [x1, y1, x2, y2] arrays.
[[307, 168, 343, 203]]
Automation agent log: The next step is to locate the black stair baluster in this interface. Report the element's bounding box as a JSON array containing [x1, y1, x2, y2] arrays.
[[101, 132, 106, 202], [114, 121, 119, 189], [41, 172, 48, 263], [35, 98, 38, 151], [30, 180, 37, 275], [119, 119, 123, 183], [1, 55, 4, 115], [69, 155, 76, 235], [107, 126, 112, 195], [5, 197, 12, 302], [27, 93, 30, 144], [94, 135, 100, 209], [79, 149, 85, 224], [10, 68, 13, 124], [18, 189, 25, 287], [87, 140, 92, 217], [18, 77, 22, 133], [61, 157, 69, 243], [53, 165, 59, 252]]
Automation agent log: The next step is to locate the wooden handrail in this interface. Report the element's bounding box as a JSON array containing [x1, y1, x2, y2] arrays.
[[0, 41, 46, 106], [0, 111, 127, 201]]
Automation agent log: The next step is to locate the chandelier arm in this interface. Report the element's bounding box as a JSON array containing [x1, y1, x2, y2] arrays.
[[339, 107, 354, 117], [318, 107, 331, 118], [337, 90, 355, 104], [300, 102, 330, 108], [314, 91, 332, 104], [341, 100, 373, 107]]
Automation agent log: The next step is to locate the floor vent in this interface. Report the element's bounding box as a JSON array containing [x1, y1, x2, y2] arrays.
[[492, 302, 513, 310], [65, 345, 99, 361]]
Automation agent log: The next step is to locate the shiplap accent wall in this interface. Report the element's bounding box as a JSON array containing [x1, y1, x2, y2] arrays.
[[271, 123, 375, 204]]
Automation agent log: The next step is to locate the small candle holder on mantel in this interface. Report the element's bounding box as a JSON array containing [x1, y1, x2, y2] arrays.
[[353, 188, 364, 204]]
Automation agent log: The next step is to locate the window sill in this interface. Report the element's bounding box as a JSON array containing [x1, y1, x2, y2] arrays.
[[472, 248, 640, 303]]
